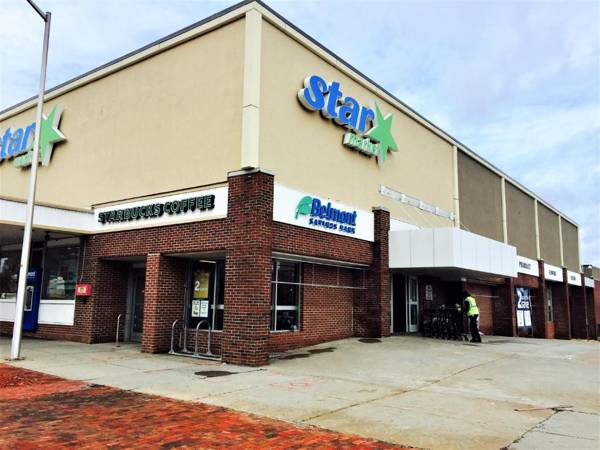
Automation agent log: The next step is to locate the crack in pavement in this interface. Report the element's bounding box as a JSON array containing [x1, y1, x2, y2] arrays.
[[300, 353, 515, 423]]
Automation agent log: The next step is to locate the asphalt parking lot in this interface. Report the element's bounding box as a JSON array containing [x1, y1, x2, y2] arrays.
[[2, 335, 599, 449]]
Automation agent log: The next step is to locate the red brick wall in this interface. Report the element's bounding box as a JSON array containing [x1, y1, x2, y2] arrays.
[[271, 209, 384, 342], [585, 287, 597, 339], [365, 208, 390, 338], [221, 171, 274, 366], [535, 261, 550, 339], [142, 254, 187, 353], [90, 260, 130, 343], [3, 170, 392, 364], [268, 264, 363, 353], [495, 278, 517, 337], [552, 276, 571, 339], [569, 285, 588, 340], [0, 322, 91, 343], [465, 282, 494, 335], [595, 281, 600, 328]]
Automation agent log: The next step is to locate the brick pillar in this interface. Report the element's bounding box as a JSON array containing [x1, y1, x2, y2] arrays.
[[142, 254, 187, 353], [535, 260, 549, 338], [585, 285, 597, 339], [495, 277, 517, 336], [221, 169, 274, 366], [553, 268, 572, 339], [90, 259, 129, 343], [570, 283, 587, 339], [73, 238, 101, 343], [364, 207, 390, 338], [581, 282, 590, 339]]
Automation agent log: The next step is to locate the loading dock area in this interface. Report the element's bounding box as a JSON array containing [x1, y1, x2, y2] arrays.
[[2, 334, 598, 450]]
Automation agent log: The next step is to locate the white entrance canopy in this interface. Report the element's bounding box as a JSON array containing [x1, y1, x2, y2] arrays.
[[389, 227, 517, 278], [1, 197, 92, 233]]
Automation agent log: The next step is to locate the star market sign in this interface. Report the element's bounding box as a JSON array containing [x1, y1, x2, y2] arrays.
[[0, 105, 66, 168], [298, 75, 398, 166]]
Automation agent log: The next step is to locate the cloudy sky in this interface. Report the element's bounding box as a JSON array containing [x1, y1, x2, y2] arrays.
[[1, 0, 599, 265]]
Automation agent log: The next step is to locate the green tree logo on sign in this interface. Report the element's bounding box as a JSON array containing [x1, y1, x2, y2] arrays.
[[295, 196, 313, 219]]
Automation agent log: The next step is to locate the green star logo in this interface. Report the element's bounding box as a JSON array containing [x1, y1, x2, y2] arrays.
[[366, 102, 398, 166], [13, 105, 66, 168]]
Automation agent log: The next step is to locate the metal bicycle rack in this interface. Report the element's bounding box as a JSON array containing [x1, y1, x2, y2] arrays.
[[115, 313, 132, 347], [169, 319, 220, 361]]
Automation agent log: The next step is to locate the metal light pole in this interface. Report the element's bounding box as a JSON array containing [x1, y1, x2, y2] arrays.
[[10, 0, 51, 360]]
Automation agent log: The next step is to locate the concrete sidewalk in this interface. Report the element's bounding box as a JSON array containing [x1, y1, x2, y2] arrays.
[[2, 335, 599, 449]]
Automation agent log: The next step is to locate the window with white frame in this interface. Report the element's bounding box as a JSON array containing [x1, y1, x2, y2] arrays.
[[43, 245, 80, 300], [271, 260, 301, 331]]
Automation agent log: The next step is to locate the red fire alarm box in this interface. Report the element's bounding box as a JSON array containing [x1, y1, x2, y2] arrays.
[[75, 283, 92, 297]]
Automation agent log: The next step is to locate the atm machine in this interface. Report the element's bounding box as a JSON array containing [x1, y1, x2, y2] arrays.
[[22, 268, 43, 332]]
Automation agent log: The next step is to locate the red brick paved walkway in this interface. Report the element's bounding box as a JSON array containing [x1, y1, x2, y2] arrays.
[[0, 364, 410, 449]]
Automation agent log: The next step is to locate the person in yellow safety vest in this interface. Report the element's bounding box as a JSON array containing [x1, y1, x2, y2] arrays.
[[463, 291, 482, 343]]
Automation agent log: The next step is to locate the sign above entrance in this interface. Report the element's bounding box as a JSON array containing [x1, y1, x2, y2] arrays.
[[273, 184, 374, 241], [544, 263, 563, 282], [567, 270, 581, 286], [0, 105, 66, 168], [516, 255, 539, 277], [297, 75, 398, 166], [94, 187, 227, 232]]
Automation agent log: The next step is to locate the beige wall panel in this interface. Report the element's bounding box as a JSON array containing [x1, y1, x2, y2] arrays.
[[457, 152, 503, 241], [259, 22, 454, 228], [505, 182, 536, 258], [0, 19, 244, 209], [561, 218, 579, 271], [538, 203, 561, 266]]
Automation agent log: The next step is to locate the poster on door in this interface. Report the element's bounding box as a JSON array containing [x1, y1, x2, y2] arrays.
[[191, 299, 210, 318], [193, 269, 210, 299], [516, 288, 532, 328]]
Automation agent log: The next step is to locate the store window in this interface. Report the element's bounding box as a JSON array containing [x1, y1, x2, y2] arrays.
[[546, 285, 553, 322], [271, 260, 301, 331], [187, 261, 224, 331], [43, 246, 80, 300], [0, 251, 19, 300]]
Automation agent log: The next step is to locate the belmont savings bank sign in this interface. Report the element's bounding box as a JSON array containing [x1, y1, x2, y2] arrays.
[[273, 184, 374, 242]]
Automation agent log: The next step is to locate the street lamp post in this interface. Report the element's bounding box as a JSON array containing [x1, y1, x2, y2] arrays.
[[10, 0, 52, 360]]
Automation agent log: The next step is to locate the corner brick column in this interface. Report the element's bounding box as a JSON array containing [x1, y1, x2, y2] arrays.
[[535, 260, 549, 338], [142, 254, 187, 353], [365, 207, 390, 338], [221, 170, 274, 366]]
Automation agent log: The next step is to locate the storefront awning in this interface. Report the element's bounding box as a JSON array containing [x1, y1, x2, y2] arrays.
[[389, 227, 517, 278], [1, 198, 92, 234]]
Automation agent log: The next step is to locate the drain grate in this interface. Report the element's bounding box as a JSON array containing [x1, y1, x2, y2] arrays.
[[194, 370, 233, 378], [307, 347, 336, 354], [358, 338, 381, 344]]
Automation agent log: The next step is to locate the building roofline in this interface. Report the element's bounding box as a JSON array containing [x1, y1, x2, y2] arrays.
[[0, 0, 578, 227]]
